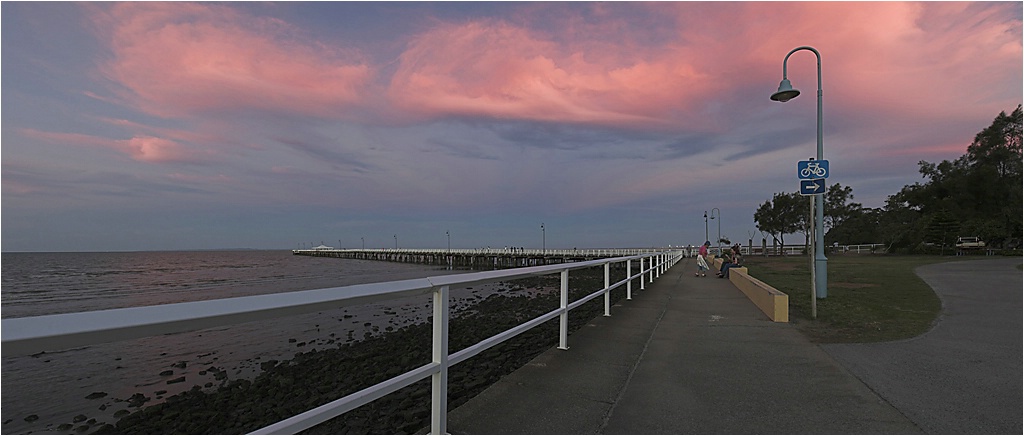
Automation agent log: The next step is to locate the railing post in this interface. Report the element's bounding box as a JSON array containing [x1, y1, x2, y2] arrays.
[[626, 259, 633, 300], [603, 262, 610, 317], [558, 269, 570, 350], [431, 285, 449, 434], [639, 257, 645, 290], [649, 255, 654, 283]]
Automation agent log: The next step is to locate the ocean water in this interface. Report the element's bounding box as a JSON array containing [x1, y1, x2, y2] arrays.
[[1, 250, 481, 434]]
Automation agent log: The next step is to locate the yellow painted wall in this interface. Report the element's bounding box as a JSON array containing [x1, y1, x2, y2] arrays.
[[728, 269, 789, 322]]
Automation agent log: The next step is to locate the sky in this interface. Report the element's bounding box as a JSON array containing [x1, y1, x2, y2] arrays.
[[2, 2, 1021, 253]]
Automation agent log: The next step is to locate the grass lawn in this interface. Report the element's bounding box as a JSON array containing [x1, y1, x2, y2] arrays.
[[743, 254, 950, 344]]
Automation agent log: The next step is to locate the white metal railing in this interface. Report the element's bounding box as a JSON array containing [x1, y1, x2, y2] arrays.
[[2, 250, 683, 434], [711, 243, 886, 256], [293, 247, 662, 257]]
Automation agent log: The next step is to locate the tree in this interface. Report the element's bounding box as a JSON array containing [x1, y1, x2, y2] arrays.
[[923, 209, 960, 255], [964, 104, 1023, 246], [823, 183, 862, 231], [826, 206, 880, 245], [754, 192, 804, 252], [878, 192, 923, 253], [759, 183, 866, 248]]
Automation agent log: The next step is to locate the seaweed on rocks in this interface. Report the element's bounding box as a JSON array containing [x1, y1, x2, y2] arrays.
[[110, 266, 627, 434]]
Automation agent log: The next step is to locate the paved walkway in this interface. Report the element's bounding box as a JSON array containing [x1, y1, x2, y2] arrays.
[[446, 261, 923, 434], [823, 257, 1022, 434]]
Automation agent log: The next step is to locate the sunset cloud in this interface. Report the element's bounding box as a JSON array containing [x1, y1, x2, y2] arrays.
[[80, 1, 1022, 135], [19, 128, 200, 164], [388, 19, 713, 128], [88, 2, 374, 119], [115, 136, 192, 163]]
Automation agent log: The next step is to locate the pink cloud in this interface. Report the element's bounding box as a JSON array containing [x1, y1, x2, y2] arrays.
[[88, 3, 374, 119], [388, 19, 717, 129], [876, 141, 971, 159], [18, 128, 199, 164], [72, 2, 1019, 140], [386, 3, 1020, 133], [115, 136, 192, 163], [2, 180, 40, 196], [672, 2, 1022, 117]]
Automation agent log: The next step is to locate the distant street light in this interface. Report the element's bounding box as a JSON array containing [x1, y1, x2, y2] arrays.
[[703, 211, 709, 244], [710, 208, 721, 255], [361, 237, 365, 250], [394, 234, 397, 249], [770, 45, 828, 299]]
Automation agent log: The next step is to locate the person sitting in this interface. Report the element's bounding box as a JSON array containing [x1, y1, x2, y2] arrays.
[[717, 248, 742, 279]]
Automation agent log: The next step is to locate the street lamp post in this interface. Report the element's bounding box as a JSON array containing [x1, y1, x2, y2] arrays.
[[361, 237, 364, 250], [710, 208, 721, 255], [703, 211, 709, 244], [394, 234, 398, 249], [771, 45, 828, 299]]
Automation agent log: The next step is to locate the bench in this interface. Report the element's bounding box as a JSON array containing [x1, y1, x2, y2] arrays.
[[707, 255, 788, 322]]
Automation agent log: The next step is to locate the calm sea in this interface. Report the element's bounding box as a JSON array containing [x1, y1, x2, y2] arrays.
[[1, 250, 474, 434]]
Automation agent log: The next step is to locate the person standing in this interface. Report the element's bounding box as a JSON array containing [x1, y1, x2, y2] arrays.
[[695, 241, 710, 277]]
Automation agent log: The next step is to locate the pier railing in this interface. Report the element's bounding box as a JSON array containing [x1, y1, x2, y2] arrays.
[[292, 247, 666, 268], [2, 250, 683, 434]]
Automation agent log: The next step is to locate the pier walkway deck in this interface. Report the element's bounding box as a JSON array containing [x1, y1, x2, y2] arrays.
[[444, 262, 922, 434]]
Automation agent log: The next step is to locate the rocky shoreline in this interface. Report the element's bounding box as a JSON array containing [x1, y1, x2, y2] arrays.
[[99, 266, 629, 434]]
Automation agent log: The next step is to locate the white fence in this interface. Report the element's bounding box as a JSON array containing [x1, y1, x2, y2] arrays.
[[686, 243, 885, 257], [2, 251, 683, 434], [298, 248, 662, 256]]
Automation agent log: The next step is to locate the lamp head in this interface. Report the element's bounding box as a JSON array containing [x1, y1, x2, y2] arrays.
[[770, 79, 800, 102]]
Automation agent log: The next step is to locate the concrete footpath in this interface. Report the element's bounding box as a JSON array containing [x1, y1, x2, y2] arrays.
[[446, 262, 922, 434]]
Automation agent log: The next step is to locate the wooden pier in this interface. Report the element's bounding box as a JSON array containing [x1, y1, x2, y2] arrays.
[[291, 248, 666, 268]]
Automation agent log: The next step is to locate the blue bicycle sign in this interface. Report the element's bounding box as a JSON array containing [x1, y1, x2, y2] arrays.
[[797, 160, 829, 179]]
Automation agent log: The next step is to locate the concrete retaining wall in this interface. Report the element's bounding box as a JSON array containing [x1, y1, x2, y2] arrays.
[[728, 269, 789, 322], [707, 255, 788, 322]]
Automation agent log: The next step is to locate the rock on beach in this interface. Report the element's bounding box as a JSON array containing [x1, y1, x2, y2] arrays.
[[110, 267, 618, 434]]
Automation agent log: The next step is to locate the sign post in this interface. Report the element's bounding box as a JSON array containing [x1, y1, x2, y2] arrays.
[[798, 158, 828, 311], [809, 195, 817, 319]]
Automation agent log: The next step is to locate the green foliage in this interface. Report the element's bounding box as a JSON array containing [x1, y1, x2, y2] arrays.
[[922, 209, 960, 254], [824, 183, 862, 230], [756, 182, 862, 248], [754, 191, 806, 249], [826, 207, 880, 245]]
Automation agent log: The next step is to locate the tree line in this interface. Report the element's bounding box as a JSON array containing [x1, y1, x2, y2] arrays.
[[755, 104, 1022, 253]]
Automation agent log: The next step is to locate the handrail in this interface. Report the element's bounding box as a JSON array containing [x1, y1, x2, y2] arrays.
[[293, 247, 662, 256], [2, 250, 683, 434]]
